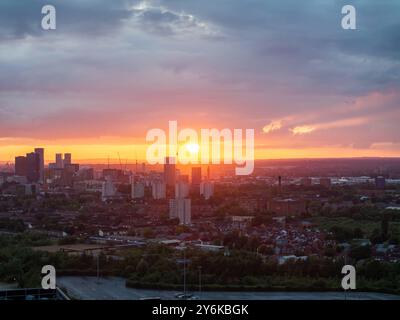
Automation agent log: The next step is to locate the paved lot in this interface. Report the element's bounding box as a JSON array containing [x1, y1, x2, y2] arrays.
[[58, 277, 400, 300], [0, 282, 18, 290]]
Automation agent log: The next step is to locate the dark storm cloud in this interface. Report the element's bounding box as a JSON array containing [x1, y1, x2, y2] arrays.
[[153, 0, 400, 95]]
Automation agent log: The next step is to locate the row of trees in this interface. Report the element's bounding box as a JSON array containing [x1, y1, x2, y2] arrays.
[[1, 235, 399, 293], [328, 218, 399, 244]]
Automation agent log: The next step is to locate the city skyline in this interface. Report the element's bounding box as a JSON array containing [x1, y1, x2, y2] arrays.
[[4, 148, 400, 166], [2, 0, 400, 305]]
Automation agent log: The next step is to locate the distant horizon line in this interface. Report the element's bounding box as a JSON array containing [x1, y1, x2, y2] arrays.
[[2, 156, 400, 166]]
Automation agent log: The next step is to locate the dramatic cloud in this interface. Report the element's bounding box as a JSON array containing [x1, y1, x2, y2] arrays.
[[290, 117, 369, 135], [290, 126, 316, 136], [130, 0, 219, 37], [0, 0, 400, 159]]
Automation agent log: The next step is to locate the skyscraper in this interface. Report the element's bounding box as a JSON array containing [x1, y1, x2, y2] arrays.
[[191, 167, 202, 194], [15, 156, 27, 176], [26, 152, 40, 183], [34, 148, 44, 183], [169, 198, 191, 225], [164, 157, 176, 187], [175, 181, 190, 199], [64, 153, 72, 166], [55, 153, 63, 169], [191, 167, 202, 185]]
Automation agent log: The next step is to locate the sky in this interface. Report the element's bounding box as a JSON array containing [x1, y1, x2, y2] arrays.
[[0, 0, 400, 163]]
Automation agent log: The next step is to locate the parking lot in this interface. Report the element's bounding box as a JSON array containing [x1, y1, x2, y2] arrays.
[[58, 277, 400, 300]]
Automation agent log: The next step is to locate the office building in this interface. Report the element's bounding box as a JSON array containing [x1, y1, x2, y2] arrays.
[[191, 167, 202, 194], [164, 157, 176, 187], [64, 153, 72, 166], [26, 152, 40, 183], [55, 153, 63, 169], [15, 156, 27, 176], [34, 148, 45, 183]]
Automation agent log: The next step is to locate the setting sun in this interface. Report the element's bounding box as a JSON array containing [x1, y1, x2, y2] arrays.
[[184, 143, 200, 154]]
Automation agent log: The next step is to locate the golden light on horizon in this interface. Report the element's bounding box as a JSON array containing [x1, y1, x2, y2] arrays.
[[2, 142, 400, 165], [184, 142, 200, 155]]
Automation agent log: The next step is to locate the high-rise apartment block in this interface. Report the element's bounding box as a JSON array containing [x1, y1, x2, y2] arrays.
[[169, 198, 191, 225]]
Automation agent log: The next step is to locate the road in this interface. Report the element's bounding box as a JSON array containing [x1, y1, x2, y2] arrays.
[[58, 276, 400, 300]]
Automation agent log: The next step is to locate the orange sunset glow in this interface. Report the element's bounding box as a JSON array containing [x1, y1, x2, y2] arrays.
[[2, 0, 400, 305]]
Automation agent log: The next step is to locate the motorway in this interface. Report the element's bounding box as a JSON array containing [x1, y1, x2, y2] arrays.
[[58, 277, 400, 300]]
